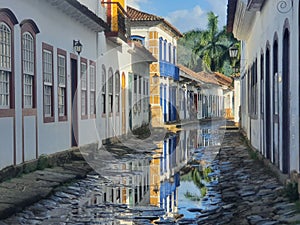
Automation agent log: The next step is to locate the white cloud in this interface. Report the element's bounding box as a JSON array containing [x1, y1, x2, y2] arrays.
[[127, 0, 148, 10], [206, 0, 228, 28], [165, 5, 207, 32]]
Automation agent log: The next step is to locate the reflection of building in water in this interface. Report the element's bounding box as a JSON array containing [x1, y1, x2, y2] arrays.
[[198, 129, 212, 147], [87, 158, 151, 208], [149, 132, 191, 215], [196, 128, 223, 147]]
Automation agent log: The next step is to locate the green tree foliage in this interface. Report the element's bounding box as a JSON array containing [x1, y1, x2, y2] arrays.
[[178, 11, 239, 75]]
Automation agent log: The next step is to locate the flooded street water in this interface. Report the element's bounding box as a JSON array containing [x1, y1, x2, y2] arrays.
[[4, 121, 229, 225]]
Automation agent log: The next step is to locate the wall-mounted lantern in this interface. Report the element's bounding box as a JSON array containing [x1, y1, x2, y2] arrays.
[[73, 40, 83, 55], [229, 46, 238, 59], [153, 183, 159, 194], [152, 73, 159, 84]]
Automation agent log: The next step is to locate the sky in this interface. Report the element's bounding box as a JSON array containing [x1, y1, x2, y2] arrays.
[[127, 0, 228, 33]]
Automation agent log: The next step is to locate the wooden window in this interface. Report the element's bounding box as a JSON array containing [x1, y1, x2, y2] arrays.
[[249, 58, 258, 117], [90, 61, 96, 116], [22, 32, 34, 108], [0, 23, 11, 109], [108, 68, 113, 113], [42, 43, 54, 122], [115, 71, 120, 113], [57, 49, 67, 121], [102, 65, 106, 114], [81, 59, 87, 118]]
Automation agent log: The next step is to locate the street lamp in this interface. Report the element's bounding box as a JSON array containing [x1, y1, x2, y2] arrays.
[[152, 73, 159, 84], [229, 46, 238, 58], [73, 40, 83, 55]]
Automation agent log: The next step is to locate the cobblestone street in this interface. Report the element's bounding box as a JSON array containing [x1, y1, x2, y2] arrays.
[[198, 130, 300, 225], [1, 126, 300, 224]]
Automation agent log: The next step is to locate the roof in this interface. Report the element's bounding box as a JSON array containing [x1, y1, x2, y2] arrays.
[[178, 64, 201, 82], [178, 64, 220, 86], [45, 0, 109, 32], [127, 6, 183, 37], [214, 72, 233, 87], [197, 71, 220, 85], [130, 40, 157, 62], [226, 0, 237, 33]]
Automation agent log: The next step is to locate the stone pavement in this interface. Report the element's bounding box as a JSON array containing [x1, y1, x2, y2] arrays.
[[0, 159, 92, 220], [1, 127, 300, 224], [200, 130, 300, 225]]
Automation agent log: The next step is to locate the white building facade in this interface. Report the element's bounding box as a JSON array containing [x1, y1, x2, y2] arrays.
[[227, 0, 300, 174], [0, 0, 155, 170]]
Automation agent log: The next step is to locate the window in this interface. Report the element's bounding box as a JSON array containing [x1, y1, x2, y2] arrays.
[[249, 58, 258, 117], [164, 40, 167, 61], [143, 79, 147, 112], [0, 23, 11, 109], [102, 65, 106, 114], [168, 43, 172, 63], [42, 43, 54, 122], [90, 62, 96, 116], [159, 37, 163, 61], [115, 71, 120, 113], [108, 68, 113, 113], [21, 19, 40, 112], [139, 76, 142, 112], [81, 59, 87, 117], [22, 32, 34, 108], [57, 49, 67, 120], [173, 46, 176, 64]]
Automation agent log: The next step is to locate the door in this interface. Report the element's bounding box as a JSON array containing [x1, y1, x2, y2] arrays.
[[265, 48, 271, 160], [122, 72, 126, 134], [282, 28, 290, 174], [71, 57, 78, 147]]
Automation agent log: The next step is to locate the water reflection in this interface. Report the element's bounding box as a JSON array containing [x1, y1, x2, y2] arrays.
[[5, 123, 225, 224], [85, 123, 224, 223]]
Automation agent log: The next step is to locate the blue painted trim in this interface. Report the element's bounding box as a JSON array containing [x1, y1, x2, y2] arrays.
[[131, 35, 145, 45]]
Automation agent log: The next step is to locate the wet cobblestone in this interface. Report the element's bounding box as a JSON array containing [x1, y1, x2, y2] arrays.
[[1, 126, 300, 224]]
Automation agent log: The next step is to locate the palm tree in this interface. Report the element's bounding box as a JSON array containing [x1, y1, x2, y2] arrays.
[[194, 12, 231, 72]]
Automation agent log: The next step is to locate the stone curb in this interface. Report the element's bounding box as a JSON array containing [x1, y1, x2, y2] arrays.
[[0, 145, 94, 220]]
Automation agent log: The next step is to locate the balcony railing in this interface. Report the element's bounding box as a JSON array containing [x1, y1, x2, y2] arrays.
[[160, 61, 179, 81], [102, 1, 131, 43]]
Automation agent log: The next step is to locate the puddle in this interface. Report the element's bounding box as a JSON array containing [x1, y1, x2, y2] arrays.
[[4, 121, 226, 225]]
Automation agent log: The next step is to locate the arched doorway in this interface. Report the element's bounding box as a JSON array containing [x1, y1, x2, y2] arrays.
[[265, 46, 271, 160]]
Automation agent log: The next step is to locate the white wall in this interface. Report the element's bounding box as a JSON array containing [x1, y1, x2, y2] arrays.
[[236, 0, 300, 172]]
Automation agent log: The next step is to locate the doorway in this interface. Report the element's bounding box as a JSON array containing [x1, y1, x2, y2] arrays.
[[71, 57, 78, 147]]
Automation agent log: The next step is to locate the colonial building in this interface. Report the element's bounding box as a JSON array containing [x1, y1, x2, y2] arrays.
[[178, 65, 225, 120], [227, 0, 299, 174], [127, 6, 183, 126], [0, 0, 156, 170], [0, 0, 108, 169]]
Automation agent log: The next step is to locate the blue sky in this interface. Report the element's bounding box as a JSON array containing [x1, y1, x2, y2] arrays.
[[127, 0, 228, 33]]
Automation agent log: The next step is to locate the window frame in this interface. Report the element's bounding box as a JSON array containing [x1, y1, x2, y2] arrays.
[[80, 57, 88, 119], [115, 70, 120, 114], [102, 65, 106, 116], [90, 60, 96, 117], [42, 43, 54, 123], [108, 67, 114, 115], [57, 48, 67, 121], [0, 22, 13, 111]]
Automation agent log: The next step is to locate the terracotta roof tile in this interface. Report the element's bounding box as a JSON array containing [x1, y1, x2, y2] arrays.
[[197, 71, 220, 85], [127, 6, 183, 37], [178, 64, 220, 86], [214, 72, 233, 87]]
